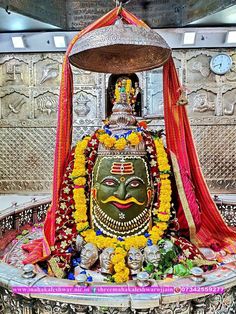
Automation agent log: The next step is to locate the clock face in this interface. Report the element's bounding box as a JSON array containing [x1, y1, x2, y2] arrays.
[[210, 54, 232, 75]]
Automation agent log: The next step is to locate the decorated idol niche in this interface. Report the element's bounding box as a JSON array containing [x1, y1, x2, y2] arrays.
[[107, 74, 142, 117]]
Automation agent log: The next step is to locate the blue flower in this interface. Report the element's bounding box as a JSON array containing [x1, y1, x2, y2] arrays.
[[117, 237, 124, 242], [96, 230, 103, 236], [115, 135, 119, 140], [72, 259, 79, 267], [80, 270, 87, 274], [68, 272, 75, 280], [147, 239, 153, 246], [87, 276, 93, 282], [76, 257, 81, 263], [144, 233, 150, 238], [66, 247, 73, 253], [137, 127, 141, 132]]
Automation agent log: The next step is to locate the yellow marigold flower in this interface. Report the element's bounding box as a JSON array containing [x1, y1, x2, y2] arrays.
[[111, 254, 125, 264], [114, 138, 127, 150], [113, 273, 123, 283], [78, 213, 88, 222], [73, 211, 87, 221], [114, 247, 127, 255], [73, 188, 85, 196], [81, 229, 95, 237], [127, 132, 140, 146], [159, 195, 171, 203], [114, 262, 126, 272], [158, 213, 170, 222], [104, 136, 116, 148], [74, 177, 86, 185], [123, 267, 130, 277], [75, 140, 88, 154], [159, 165, 171, 172], [99, 134, 110, 143], [76, 222, 89, 231], [76, 155, 86, 163], [72, 168, 86, 177], [113, 269, 130, 283], [160, 174, 170, 179]]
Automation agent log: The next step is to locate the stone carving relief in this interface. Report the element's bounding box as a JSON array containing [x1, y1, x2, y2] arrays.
[[33, 57, 61, 86], [40, 62, 60, 84], [153, 300, 191, 314], [0, 50, 235, 193], [0, 57, 29, 87], [73, 90, 97, 121], [225, 53, 236, 82], [72, 67, 96, 86], [188, 89, 216, 116], [223, 88, 236, 115], [186, 53, 214, 85], [34, 91, 58, 119], [0, 91, 29, 120]]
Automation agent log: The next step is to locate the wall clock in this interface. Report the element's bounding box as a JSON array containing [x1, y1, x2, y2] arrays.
[[210, 53, 232, 75]]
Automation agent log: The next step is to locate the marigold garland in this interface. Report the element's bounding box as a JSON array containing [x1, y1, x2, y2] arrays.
[[71, 132, 172, 283], [98, 130, 142, 150], [70, 136, 91, 232]]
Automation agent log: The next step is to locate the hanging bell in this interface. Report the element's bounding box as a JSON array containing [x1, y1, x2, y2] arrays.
[[69, 20, 171, 73]]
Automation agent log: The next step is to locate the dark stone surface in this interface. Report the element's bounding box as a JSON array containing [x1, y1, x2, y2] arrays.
[[0, 0, 235, 30], [0, 0, 66, 28], [66, 0, 182, 29]]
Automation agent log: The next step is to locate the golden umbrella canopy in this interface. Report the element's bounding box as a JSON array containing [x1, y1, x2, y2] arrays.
[[69, 19, 171, 74]]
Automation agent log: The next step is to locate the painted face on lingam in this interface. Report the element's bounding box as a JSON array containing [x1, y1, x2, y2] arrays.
[[91, 156, 152, 237]]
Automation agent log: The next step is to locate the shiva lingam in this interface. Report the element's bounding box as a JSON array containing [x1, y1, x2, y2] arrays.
[[15, 1, 236, 289], [55, 78, 181, 283], [61, 78, 215, 283], [91, 92, 152, 238]]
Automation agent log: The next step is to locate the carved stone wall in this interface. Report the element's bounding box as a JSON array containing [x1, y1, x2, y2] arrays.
[[0, 48, 235, 193]]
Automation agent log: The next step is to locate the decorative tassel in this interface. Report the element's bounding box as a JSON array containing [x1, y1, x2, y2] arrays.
[[177, 86, 188, 106]]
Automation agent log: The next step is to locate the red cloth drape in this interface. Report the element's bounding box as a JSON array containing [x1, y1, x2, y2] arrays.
[[163, 56, 236, 252]]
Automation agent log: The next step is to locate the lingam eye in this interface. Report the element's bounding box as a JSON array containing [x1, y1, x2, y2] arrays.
[[129, 180, 141, 188], [102, 179, 118, 187]]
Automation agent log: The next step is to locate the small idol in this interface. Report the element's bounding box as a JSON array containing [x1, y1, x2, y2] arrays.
[[144, 245, 160, 268], [127, 247, 144, 275], [100, 247, 115, 274], [80, 243, 98, 269]]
